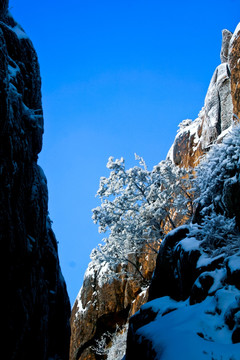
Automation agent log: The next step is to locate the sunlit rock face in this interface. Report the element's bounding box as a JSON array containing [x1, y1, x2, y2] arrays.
[[168, 26, 239, 169], [1, 5, 71, 360], [125, 23, 240, 360], [70, 247, 157, 360], [229, 24, 240, 122]]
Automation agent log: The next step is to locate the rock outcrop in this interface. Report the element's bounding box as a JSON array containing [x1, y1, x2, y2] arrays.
[[229, 24, 240, 121], [1, 3, 71, 359], [70, 247, 157, 360], [70, 23, 240, 360], [126, 159, 240, 359], [125, 23, 240, 360], [168, 26, 240, 169]]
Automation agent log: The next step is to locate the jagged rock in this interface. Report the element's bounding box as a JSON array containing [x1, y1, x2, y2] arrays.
[[126, 306, 158, 360], [229, 24, 240, 122], [190, 272, 214, 305], [1, 4, 71, 359], [226, 254, 240, 289], [168, 29, 235, 168], [125, 23, 240, 360], [70, 247, 156, 360], [220, 29, 233, 63], [149, 226, 194, 301]]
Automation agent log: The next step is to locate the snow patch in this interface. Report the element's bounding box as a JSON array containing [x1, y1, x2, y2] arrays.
[[178, 237, 200, 252], [197, 253, 224, 268], [138, 288, 240, 360], [227, 253, 240, 273], [229, 22, 240, 51], [75, 287, 86, 316], [12, 24, 29, 40]]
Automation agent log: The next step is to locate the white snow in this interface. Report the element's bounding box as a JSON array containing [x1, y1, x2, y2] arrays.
[[178, 237, 200, 252], [229, 22, 240, 51], [227, 253, 240, 273], [208, 268, 226, 293], [12, 24, 29, 40], [98, 262, 113, 287], [141, 296, 181, 314], [197, 253, 224, 268], [75, 287, 86, 315], [8, 63, 20, 78], [84, 262, 96, 279], [106, 324, 129, 360], [137, 288, 240, 360], [170, 117, 201, 157], [166, 143, 174, 163]]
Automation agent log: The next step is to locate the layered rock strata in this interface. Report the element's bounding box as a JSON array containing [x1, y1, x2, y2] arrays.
[[1, 3, 71, 359]]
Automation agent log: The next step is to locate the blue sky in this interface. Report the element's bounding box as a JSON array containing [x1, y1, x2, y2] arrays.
[[10, 0, 239, 305]]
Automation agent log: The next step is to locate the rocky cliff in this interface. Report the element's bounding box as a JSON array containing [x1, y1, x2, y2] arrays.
[[70, 24, 239, 360], [70, 246, 157, 360], [1, 2, 71, 359], [126, 23, 240, 360]]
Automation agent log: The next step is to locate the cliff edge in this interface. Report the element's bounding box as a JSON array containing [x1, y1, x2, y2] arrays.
[[1, 3, 71, 359]]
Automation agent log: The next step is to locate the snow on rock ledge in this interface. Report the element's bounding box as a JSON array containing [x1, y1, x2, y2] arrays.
[[70, 251, 155, 360], [168, 26, 240, 168]]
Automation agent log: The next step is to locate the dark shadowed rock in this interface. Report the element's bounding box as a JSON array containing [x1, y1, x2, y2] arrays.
[[126, 307, 158, 360], [148, 225, 201, 302], [1, 6, 71, 360], [0, 0, 8, 15], [190, 272, 214, 305]]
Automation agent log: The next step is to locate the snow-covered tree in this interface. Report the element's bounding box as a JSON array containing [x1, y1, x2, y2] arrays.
[[91, 325, 128, 360], [91, 154, 195, 279], [189, 124, 240, 255]]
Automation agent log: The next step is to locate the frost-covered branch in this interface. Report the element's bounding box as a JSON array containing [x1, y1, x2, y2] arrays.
[[91, 155, 195, 280]]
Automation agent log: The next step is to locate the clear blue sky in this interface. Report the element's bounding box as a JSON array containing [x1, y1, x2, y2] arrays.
[[10, 0, 239, 305]]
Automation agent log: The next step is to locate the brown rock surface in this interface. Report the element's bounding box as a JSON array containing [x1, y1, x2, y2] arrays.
[[70, 246, 157, 360], [229, 24, 240, 122], [170, 59, 234, 168], [169, 25, 240, 169]]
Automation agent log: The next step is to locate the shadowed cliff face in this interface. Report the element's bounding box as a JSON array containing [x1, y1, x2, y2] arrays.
[[1, 4, 71, 360]]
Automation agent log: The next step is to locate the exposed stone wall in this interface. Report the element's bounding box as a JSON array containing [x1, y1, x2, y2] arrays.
[[1, 4, 71, 359], [70, 246, 156, 360], [169, 26, 239, 169], [229, 24, 240, 121]]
